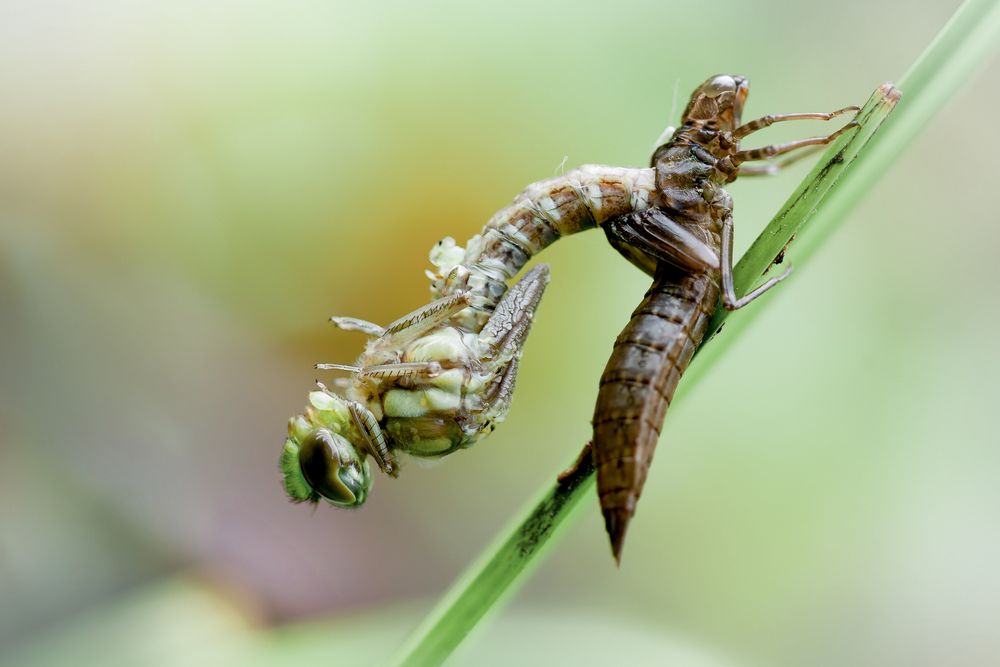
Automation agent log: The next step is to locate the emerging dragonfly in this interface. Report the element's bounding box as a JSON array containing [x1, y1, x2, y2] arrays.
[[279, 161, 657, 506], [281, 76, 858, 551], [282, 155, 668, 505], [280, 263, 550, 507]]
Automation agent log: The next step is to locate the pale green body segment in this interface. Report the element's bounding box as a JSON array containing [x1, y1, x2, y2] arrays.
[[281, 263, 548, 507], [283, 162, 656, 507], [355, 326, 493, 456], [284, 159, 659, 507]]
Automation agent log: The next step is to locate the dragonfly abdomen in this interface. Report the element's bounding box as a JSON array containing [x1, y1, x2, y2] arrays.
[[592, 264, 719, 562], [432, 165, 656, 329]]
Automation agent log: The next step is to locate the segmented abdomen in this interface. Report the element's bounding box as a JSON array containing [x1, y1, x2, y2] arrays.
[[592, 263, 720, 537], [433, 165, 655, 328]]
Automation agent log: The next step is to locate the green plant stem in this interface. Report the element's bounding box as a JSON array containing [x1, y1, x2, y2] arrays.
[[388, 2, 1000, 664]]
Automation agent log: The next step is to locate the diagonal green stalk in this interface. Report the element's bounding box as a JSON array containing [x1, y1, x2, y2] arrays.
[[388, 2, 1000, 664]]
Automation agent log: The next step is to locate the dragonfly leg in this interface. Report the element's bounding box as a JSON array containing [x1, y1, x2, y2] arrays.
[[315, 362, 362, 373], [379, 292, 472, 346], [720, 216, 792, 311], [732, 106, 859, 140], [727, 121, 859, 170], [316, 361, 443, 380], [329, 316, 385, 337], [737, 145, 825, 177], [347, 400, 399, 477]]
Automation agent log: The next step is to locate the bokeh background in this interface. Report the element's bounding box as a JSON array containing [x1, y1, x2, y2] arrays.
[[2, 1, 998, 665]]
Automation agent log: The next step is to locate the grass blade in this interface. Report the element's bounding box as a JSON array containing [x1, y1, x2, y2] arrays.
[[388, 450, 597, 666]]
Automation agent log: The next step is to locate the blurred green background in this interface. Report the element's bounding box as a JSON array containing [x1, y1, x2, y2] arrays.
[[2, 0, 998, 665]]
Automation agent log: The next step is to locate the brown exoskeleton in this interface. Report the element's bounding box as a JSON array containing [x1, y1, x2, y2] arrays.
[[591, 74, 858, 562]]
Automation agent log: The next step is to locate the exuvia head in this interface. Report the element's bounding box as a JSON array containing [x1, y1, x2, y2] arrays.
[[282, 410, 373, 508], [680, 74, 749, 133]]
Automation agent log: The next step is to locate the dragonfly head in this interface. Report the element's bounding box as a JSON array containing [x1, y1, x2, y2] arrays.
[[282, 425, 373, 508], [681, 74, 749, 133]]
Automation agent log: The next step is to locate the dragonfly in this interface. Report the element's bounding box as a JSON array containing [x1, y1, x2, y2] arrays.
[[280, 264, 550, 507], [280, 160, 660, 506], [281, 75, 859, 556]]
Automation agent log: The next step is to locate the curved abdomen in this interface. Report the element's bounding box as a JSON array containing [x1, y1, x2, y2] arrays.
[[592, 263, 720, 560], [432, 165, 656, 329]]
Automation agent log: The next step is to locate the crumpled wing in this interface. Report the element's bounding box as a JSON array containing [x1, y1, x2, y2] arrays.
[[604, 209, 720, 277]]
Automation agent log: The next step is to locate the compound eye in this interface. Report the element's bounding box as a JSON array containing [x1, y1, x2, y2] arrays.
[[705, 75, 736, 97], [298, 429, 372, 508]]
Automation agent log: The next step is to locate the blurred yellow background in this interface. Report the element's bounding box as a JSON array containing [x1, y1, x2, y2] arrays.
[[2, 1, 998, 665]]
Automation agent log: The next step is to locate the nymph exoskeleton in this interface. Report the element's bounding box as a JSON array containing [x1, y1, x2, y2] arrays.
[[590, 74, 859, 562]]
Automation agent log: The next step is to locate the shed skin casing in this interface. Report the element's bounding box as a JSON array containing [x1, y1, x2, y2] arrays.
[[594, 73, 859, 560], [593, 74, 745, 561]]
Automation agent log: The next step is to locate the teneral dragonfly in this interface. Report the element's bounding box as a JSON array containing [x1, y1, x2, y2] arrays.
[[280, 167, 661, 506]]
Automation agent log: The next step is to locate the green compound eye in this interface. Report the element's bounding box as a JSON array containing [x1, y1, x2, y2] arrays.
[[298, 429, 372, 508]]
